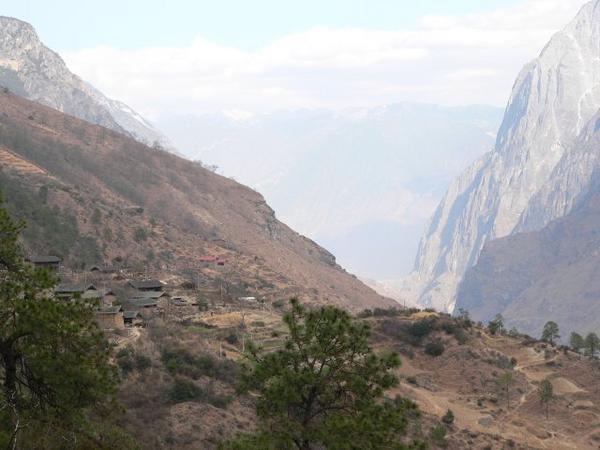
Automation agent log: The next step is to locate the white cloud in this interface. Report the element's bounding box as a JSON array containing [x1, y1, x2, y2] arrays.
[[63, 0, 587, 118]]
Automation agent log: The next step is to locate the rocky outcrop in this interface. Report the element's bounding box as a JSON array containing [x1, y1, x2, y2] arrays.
[[0, 16, 167, 146]]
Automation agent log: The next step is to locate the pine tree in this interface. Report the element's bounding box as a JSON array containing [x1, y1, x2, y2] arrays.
[[584, 332, 600, 358], [570, 332, 584, 353], [224, 299, 424, 449], [0, 195, 133, 448], [538, 378, 554, 420], [497, 372, 514, 410], [541, 321, 560, 345], [488, 314, 505, 335]]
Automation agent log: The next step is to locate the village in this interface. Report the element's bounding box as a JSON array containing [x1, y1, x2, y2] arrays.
[[24, 254, 283, 356]]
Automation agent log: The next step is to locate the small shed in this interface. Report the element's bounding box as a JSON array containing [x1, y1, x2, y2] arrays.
[[123, 311, 142, 326], [171, 297, 189, 307], [89, 265, 120, 274], [132, 298, 158, 309], [26, 255, 61, 271], [55, 283, 97, 299], [129, 279, 165, 292], [82, 289, 117, 308], [95, 305, 124, 330], [132, 291, 169, 300]]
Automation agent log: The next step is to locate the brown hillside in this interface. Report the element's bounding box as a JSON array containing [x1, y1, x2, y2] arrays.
[[0, 88, 393, 311]]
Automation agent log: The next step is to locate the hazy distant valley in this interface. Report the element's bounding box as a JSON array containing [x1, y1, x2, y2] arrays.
[[158, 105, 502, 279]]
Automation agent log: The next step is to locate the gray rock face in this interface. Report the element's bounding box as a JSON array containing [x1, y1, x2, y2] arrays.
[[0, 16, 167, 146], [404, 0, 600, 312]]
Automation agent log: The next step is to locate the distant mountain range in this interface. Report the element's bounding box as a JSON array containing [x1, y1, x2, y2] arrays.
[[0, 16, 168, 147], [158, 105, 503, 279], [401, 0, 600, 320]]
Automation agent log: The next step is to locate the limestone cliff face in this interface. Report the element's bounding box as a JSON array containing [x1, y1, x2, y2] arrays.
[[405, 1, 600, 312], [0, 16, 167, 146]]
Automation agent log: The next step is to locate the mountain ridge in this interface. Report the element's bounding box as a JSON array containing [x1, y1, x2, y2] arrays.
[[0, 16, 168, 147]]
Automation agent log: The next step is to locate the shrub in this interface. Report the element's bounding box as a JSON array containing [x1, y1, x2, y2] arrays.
[[424, 340, 445, 357], [441, 409, 454, 425], [453, 327, 468, 345], [116, 347, 151, 374], [358, 309, 373, 318], [273, 299, 285, 309], [430, 424, 448, 447], [133, 227, 148, 242], [161, 347, 238, 384], [409, 318, 436, 340], [372, 307, 401, 317], [225, 333, 239, 345], [168, 378, 231, 408], [169, 377, 203, 403], [116, 349, 135, 374], [135, 354, 152, 371]]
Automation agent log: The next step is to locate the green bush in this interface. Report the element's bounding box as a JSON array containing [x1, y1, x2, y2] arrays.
[[372, 307, 401, 317], [409, 319, 436, 340], [116, 349, 135, 374], [161, 347, 238, 384], [424, 340, 445, 357], [441, 409, 454, 425], [116, 347, 152, 374], [133, 227, 148, 242], [135, 354, 152, 371], [430, 425, 447, 447], [225, 333, 239, 345], [358, 309, 373, 318], [168, 378, 231, 408], [169, 377, 203, 403]]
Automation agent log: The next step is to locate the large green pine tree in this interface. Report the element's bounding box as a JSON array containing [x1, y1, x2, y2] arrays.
[[224, 299, 424, 450], [0, 195, 134, 449]]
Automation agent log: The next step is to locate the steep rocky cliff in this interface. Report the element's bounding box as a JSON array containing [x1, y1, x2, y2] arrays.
[[404, 1, 600, 312]]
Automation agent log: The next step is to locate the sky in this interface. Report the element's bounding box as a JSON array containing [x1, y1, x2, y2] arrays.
[[2, 0, 588, 117]]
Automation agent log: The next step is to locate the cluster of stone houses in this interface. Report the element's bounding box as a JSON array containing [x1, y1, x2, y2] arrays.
[[26, 252, 232, 332], [27, 255, 187, 331]]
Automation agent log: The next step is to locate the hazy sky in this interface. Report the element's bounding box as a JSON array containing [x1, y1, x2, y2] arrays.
[[3, 0, 588, 117]]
